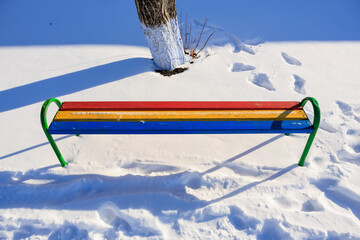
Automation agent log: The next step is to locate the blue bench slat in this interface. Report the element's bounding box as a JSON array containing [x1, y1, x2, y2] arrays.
[[49, 120, 314, 134]]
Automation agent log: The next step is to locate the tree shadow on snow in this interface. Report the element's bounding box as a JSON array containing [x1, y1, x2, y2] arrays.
[[0, 57, 152, 113]]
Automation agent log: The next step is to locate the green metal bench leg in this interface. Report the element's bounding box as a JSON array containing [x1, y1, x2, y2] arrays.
[[41, 98, 68, 167], [298, 97, 321, 166]]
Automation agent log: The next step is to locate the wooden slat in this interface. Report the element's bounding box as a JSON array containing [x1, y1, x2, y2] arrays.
[[48, 120, 314, 134], [60, 101, 302, 111], [54, 110, 308, 121]]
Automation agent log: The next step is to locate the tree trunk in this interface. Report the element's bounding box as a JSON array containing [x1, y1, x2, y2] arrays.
[[134, 0, 186, 71]]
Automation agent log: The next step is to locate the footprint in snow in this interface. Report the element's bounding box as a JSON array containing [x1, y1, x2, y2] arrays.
[[312, 178, 360, 220], [228, 35, 255, 55], [228, 206, 260, 233], [336, 100, 360, 123], [12, 223, 51, 240], [337, 128, 360, 164], [243, 37, 265, 46], [121, 162, 179, 174], [192, 205, 230, 223], [293, 74, 306, 95], [257, 219, 292, 240], [273, 196, 300, 210], [48, 224, 89, 240], [249, 73, 275, 91], [231, 62, 256, 72], [98, 202, 161, 237], [350, 142, 360, 154], [319, 119, 337, 133], [301, 199, 325, 212], [337, 141, 360, 166], [346, 129, 360, 153], [281, 52, 302, 66], [191, 19, 256, 55], [336, 101, 354, 117], [335, 101, 360, 155]]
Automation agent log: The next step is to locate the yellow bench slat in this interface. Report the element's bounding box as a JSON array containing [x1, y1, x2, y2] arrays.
[[54, 110, 308, 121]]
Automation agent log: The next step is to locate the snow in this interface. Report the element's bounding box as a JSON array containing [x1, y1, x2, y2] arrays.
[[1, 0, 360, 239]]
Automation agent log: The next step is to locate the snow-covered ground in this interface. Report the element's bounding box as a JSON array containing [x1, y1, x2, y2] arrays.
[[1, 0, 360, 239]]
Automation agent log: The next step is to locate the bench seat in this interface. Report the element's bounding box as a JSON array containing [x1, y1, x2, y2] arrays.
[[41, 98, 320, 167]]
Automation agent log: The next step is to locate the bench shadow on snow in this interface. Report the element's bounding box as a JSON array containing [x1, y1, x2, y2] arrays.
[[0, 57, 152, 113], [0, 136, 72, 161], [0, 135, 297, 213], [0, 134, 300, 237]]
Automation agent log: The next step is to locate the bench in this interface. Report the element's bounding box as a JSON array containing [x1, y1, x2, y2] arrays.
[[41, 97, 320, 167]]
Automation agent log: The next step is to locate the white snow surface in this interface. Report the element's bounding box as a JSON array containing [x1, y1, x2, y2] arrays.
[[1, 0, 360, 239]]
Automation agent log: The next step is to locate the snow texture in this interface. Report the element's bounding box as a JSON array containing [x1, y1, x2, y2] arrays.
[[1, 0, 360, 239]]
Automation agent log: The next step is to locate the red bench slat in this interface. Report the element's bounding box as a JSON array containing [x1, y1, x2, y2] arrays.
[[60, 101, 302, 111]]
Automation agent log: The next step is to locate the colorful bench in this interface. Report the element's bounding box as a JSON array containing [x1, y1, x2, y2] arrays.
[[41, 97, 320, 167]]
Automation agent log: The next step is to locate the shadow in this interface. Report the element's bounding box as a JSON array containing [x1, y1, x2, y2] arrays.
[[0, 163, 298, 237], [312, 178, 360, 221], [12, 164, 59, 184], [202, 134, 284, 175], [0, 0, 147, 46], [0, 169, 206, 213], [207, 164, 298, 205], [0, 135, 73, 160], [0, 157, 297, 215], [178, 0, 360, 42], [0, 57, 152, 113], [12, 223, 52, 240], [270, 104, 301, 131], [1, 0, 359, 48]]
